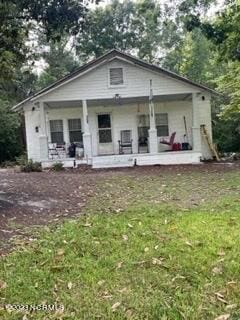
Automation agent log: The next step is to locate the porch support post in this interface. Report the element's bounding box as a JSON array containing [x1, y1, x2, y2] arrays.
[[39, 101, 48, 160], [192, 93, 202, 152], [82, 100, 92, 161], [148, 100, 158, 153]]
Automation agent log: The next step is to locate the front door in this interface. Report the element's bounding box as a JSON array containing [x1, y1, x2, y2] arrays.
[[97, 114, 114, 155]]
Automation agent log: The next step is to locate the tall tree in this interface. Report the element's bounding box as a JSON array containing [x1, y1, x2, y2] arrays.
[[36, 39, 79, 90], [0, 99, 23, 163], [76, 0, 180, 63], [0, 0, 90, 87]]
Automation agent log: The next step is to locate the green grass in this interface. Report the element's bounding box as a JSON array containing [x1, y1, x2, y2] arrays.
[[0, 168, 240, 319]]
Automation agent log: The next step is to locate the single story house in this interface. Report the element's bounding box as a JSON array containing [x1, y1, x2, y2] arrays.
[[13, 49, 215, 168]]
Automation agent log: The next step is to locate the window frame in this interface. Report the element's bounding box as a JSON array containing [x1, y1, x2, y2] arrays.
[[108, 66, 126, 88], [137, 113, 169, 138], [49, 119, 64, 144], [68, 118, 83, 143], [97, 113, 112, 144], [155, 113, 169, 137]]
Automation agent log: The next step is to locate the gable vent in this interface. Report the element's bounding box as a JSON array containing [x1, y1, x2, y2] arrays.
[[109, 67, 124, 86]]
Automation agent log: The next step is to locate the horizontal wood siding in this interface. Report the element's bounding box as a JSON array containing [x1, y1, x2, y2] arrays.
[[39, 59, 200, 102]]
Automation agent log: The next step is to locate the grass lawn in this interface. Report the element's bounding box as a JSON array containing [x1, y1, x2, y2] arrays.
[[0, 165, 240, 319]]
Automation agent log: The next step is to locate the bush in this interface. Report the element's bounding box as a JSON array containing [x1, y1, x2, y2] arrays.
[[52, 162, 64, 171], [0, 160, 16, 168], [18, 158, 42, 172], [0, 99, 24, 163]]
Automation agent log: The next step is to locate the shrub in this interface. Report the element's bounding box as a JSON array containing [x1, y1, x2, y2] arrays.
[[19, 159, 42, 172], [0, 160, 16, 168], [52, 162, 64, 171], [0, 100, 24, 164]]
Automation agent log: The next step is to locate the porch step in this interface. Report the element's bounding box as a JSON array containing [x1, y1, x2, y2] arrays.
[[92, 155, 135, 169]]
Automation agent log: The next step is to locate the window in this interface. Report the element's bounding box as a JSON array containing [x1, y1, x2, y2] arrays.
[[98, 114, 112, 143], [50, 120, 64, 144], [109, 67, 124, 86], [68, 119, 82, 143], [138, 113, 169, 137], [156, 113, 169, 136]]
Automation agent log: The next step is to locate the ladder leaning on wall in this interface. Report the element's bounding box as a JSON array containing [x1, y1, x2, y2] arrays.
[[200, 125, 220, 161]]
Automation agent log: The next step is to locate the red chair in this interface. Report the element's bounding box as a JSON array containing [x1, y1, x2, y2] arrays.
[[160, 132, 176, 149]]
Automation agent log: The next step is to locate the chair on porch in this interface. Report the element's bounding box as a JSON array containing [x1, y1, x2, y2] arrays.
[[118, 130, 133, 154], [48, 143, 66, 159], [159, 132, 176, 151], [48, 143, 58, 159]]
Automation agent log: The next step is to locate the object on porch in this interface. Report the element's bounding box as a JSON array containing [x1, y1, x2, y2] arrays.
[[200, 124, 220, 161], [138, 136, 148, 153], [48, 143, 58, 159], [75, 142, 84, 158], [48, 143, 66, 159], [172, 143, 181, 151], [181, 142, 190, 150], [68, 143, 76, 158], [159, 132, 176, 151], [118, 130, 133, 154]]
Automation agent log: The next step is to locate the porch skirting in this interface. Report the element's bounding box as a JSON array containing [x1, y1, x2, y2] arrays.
[[92, 151, 202, 168], [41, 151, 202, 169]]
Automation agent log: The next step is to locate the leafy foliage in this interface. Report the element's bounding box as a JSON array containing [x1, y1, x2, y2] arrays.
[[18, 158, 42, 172], [51, 162, 65, 171], [202, 2, 240, 62], [0, 99, 23, 163], [36, 40, 79, 90], [0, 0, 90, 88], [76, 0, 178, 63]]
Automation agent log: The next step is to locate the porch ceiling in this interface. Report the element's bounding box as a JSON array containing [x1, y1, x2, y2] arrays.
[[45, 93, 192, 109]]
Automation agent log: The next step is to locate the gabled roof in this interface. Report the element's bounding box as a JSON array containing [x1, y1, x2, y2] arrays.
[[12, 49, 216, 111]]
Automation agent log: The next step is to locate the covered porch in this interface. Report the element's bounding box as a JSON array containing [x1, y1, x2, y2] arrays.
[[38, 92, 207, 168]]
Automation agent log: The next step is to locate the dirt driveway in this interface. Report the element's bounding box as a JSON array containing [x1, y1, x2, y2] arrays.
[[0, 162, 239, 254], [0, 168, 113, 252]]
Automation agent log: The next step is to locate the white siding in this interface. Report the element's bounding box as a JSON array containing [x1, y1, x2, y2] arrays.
[[37, 59, 200, 102], [199, 95, 213, 159], [24, 106, 41, 161]]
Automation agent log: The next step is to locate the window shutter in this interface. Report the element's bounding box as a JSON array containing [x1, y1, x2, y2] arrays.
[[109, 68, 124, 85]]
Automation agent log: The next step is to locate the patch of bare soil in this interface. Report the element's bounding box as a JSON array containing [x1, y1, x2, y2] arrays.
[[0, 162, 239, 254]]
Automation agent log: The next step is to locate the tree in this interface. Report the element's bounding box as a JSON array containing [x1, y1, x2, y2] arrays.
[[36, 40, 79, 90], [0, 99, 23, 163], [0, 0, 90, 87], [0, 0, 92, 163], [76, 0, 179, 63]]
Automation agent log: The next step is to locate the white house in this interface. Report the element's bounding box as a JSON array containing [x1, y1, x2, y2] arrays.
[[13, 49, 215, 169]]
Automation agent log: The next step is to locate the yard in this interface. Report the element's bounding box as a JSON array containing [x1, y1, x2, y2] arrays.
[[0, 163, 240, 319]]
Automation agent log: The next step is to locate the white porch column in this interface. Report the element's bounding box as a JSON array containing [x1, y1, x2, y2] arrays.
[[192, 93, 202, 152], [148, 100, 158, 153], [82, 100, 92, 160], [39, 101, 48, 160]]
